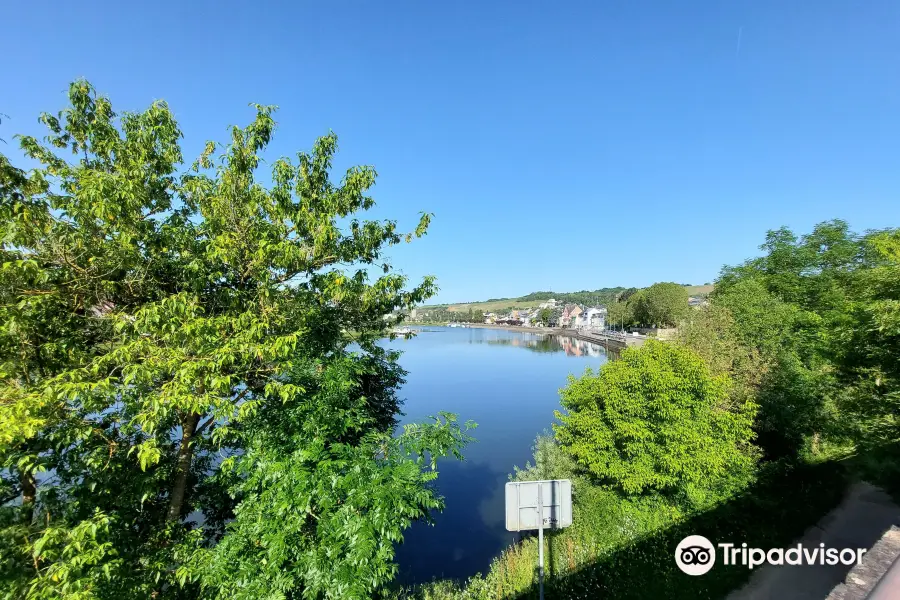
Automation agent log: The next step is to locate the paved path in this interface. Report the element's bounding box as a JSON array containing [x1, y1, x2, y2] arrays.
[[728, 482, 900, 600]]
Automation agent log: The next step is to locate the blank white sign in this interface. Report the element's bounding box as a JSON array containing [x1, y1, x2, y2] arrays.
[[505, 480, 572, 532]]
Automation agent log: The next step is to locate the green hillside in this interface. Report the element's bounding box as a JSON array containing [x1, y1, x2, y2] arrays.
[[425, 284, 713, 313], [683, 284, 714, 296]]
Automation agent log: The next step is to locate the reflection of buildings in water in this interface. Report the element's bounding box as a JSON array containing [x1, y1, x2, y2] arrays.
[[556, 336, 604, 358], [482, 332, 608, 359], [581, 339, 605, 358], [559, 337, 580, 357]]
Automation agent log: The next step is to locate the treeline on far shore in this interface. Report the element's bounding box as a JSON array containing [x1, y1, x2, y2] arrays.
[[412, 283, 713, 330]]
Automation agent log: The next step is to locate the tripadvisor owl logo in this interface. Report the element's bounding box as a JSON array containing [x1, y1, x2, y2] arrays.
[[675, 535, 716, 575]]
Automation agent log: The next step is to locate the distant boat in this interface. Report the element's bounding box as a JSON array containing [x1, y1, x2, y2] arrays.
[[448, 323, 468, 328]]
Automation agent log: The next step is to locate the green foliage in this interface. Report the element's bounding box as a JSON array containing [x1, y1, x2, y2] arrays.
[[834, 230, 900, 446], [719, 220, 862, 314], [521, 460, 846, 600], [411, 453, 849, 600], [633, 282, 689, 328], [712, 279, 801, 357], [511, 433, 580, 484], [412, 443, 849, 600], [413, 307, 483, 324], [548, 307, 563, 327], [676, 288, 827, 459], [605, 283, 689, 329], [414, 434, 685, 600], [198, 410, 475, 599], [555, 341, 758, 503], [536, 308, 552, 326], [713, 219, 900, 457], [7, 510, 119, 600], [516, 288, 625, 307], [617, 287, 639, 302], [677, 304, 753, 381], [604, 300, 629, 330], [0, 80, 471, 598]]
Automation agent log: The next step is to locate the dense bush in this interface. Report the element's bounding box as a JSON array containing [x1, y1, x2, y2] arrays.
[[555, 341, 758, 504]]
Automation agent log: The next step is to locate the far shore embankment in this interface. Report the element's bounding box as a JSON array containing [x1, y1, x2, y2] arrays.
[[418, 323, 645, 349]]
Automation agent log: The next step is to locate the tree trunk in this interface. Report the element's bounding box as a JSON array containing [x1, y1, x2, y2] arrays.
[[166, 412, 200, 523], [20, 471, 36, 524]]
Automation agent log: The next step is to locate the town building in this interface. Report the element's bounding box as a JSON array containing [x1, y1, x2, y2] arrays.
[[538, 299, 558, 309], [688, 296, 709, 307], [580, 307, 607, 329], [560, 304, 582, 328]]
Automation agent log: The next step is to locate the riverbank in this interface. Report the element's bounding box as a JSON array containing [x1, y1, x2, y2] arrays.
[[449, 323, 646, 349]]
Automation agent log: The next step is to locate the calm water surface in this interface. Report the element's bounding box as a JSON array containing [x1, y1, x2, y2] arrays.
[[387, 326, 612, 584]]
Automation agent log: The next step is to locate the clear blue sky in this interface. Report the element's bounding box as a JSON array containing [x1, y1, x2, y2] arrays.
[[3, 1, 899, 303]]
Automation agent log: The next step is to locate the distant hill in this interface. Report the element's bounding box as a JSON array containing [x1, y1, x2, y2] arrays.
[[683, 284, 714, 297], [423, 284, 714, 313]]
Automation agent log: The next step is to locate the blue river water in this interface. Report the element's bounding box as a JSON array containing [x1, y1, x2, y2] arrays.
[[386, 326, 612, 584]]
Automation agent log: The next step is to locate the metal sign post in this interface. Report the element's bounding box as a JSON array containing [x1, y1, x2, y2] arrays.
[[505, 480, 572, 600], [537, 486, 544, 600]]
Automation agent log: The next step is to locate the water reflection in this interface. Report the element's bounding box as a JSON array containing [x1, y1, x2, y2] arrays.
[[484, 333, 613, 358], [388, 326, 612, 584]]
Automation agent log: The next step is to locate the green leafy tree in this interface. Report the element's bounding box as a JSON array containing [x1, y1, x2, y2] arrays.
[[617, 287, 639, 302], [554, 341, 758, 504], [606, 299, 634, 330], [634, 282, 689, 328], [711, 219, 898, 458], [465, 307, 483, 323], [517, 288, 625, 306], [676, 303, 760, 384], [537, 307, 552, 326], [548, 306, 562, 327], [713, 279, 801, 357], [675, 296, 822, 460], [709, 279, 830, 458], [0, 81, 473, 599], [717, 219, 862, 317], [830, 230, 900, 447], [511, 433, 579, 483]]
